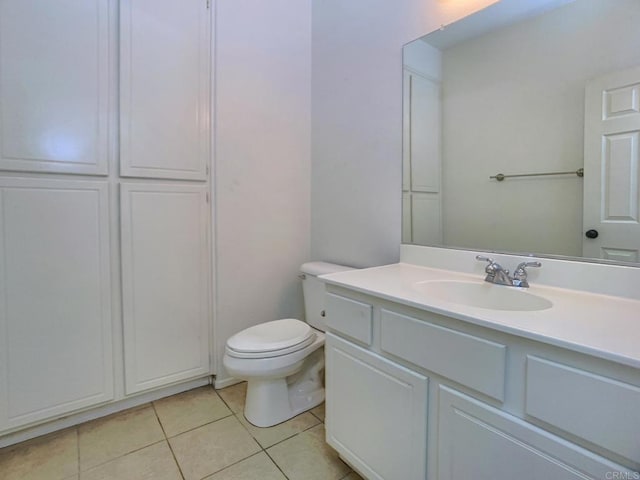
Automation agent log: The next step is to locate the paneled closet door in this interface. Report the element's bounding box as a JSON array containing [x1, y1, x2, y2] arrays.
[[0, 0, 111, 175], [120, 183, 210, 394], [120, 0, 211, 180], [0, 178, 113, 431]]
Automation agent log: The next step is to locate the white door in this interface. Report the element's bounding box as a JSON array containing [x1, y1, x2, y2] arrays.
[[583, 66, 640, 262], [120, 0, 211, 180], [409, 73, 441, 194], [0, 0, 112, 175], [0, 178, 113, 431], [120, 183, 210, 394], [402, 68, 443, 245], [325, 333, 428, 480]]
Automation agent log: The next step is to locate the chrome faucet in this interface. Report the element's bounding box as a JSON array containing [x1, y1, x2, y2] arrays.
[[476, 256, 541, 288]]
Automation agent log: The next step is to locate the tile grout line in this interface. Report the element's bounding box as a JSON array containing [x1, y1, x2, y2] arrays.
[[75, 427, 81, 479], [79, 438, 167, 474], [196, 451, 277, 480], [263, 447, 292, 480], [150, 402, 187, 480], [161, 411, 235, 440]]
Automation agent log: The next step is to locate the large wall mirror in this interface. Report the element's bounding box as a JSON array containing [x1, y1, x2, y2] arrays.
[[402, 0, 640, 266]]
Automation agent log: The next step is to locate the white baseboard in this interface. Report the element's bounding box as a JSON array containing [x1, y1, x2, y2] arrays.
[[0, 377, 211, 448], [213, 376, 243, 389]]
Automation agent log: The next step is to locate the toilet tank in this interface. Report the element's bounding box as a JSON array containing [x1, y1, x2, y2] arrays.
[[300, 262, 354, 331]]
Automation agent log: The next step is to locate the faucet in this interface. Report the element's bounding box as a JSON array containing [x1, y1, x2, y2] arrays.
[[476, 256, 541, 288]]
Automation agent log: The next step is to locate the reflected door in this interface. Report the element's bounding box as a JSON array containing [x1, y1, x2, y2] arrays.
[[583, 66, 640, 262], [402, 69, 443, 245]]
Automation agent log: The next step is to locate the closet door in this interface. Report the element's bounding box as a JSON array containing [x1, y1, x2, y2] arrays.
[[120, 183, 210, 394], [0, 0, 111, 175], [0, 178, 113, 431], [120, 0, 211, 180]]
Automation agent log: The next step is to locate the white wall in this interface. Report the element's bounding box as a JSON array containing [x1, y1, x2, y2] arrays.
[[310, 0, 498, 268], [214, 0, 311, 382], [404, 40, 442, 80], [441, 0, 640, 256]]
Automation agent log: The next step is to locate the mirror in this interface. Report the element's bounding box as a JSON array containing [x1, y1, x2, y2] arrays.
[[402, 0, 640, 266]]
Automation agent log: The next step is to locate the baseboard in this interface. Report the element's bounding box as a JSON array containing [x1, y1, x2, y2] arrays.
[[214, 376, 243, 389], [0, 376, 211, 448]]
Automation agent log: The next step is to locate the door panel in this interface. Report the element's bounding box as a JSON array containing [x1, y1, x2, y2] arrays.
[[325, 333, 428, 480], [120, 183, 210, 394], [0, 178, 113, 430], [438, 386, 635, 480], [120, 0, 210, 180], [583, 66, 640, 260], [0, 0, 111, 175]]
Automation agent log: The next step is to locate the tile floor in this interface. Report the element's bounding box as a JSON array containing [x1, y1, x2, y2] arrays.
[[0, 383, 364, 480]]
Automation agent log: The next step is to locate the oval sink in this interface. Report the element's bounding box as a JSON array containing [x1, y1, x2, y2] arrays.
[[413, 280, 553, 312]]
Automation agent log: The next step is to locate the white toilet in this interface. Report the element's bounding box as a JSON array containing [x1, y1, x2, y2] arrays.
[[223, 261, 353, 427]]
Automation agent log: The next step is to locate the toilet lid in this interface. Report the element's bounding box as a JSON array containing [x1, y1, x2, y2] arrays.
[[226, 319, 314, 353]]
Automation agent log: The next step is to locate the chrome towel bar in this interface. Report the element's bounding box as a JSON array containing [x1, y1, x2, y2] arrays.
[[490, 168, 584, 182]]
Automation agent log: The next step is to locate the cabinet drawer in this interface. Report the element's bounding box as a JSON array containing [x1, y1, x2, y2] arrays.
[[381, 310, 506, 401], [325, 294, 372, 345], [526, 356, 640, 464]]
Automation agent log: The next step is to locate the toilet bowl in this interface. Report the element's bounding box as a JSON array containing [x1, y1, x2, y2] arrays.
[[223, 262, 353, 427]]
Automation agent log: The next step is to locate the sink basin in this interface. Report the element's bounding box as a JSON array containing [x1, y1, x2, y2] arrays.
[[413, 280, 553, 311]]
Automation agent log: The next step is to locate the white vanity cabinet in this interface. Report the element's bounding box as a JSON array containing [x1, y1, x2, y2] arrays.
[[326, 334, 428, 480], [324, 286, 640, 480], [437, 386, 628, 480]]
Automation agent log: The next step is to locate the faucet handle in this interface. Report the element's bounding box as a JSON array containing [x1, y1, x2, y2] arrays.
[[475, 255, 494, 272], [515, 261, 541, 274], [476, 255, 505, 275], [513, 261, 541, 287]]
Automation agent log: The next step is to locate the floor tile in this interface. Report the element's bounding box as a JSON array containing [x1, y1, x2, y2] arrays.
[[217, 382, 247, 414], [78, 404, 164, 470], [0, 428, 78, 480], [266, 424, 350, 480], [236, 411, 320, 449], [341, 472, 365, 480], [154, 385, 232, 437], [170, 415, 261, 480], [80, 441, 181, 480], [310, 402, 325, 421], [203, 452, 286, 480]]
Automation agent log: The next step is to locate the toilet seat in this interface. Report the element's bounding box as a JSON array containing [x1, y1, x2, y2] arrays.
[[226, 319, 316, 359]]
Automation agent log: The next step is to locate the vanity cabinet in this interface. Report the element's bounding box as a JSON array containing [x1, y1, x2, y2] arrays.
[[326, 334, 428, 480], [324, 288, 640, 480], [437, 386, 627, 480]]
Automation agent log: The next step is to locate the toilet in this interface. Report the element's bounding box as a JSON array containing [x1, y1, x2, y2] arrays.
[[223, 261, 353, 427]]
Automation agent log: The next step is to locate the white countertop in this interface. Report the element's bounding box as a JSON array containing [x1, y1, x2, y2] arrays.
[[321, 263, 640, 369]]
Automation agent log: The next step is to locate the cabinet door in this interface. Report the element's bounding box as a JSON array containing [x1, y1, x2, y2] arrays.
[[0, 0, 111, 175], [0, 178, 113, 432], [120, 0, 210, 180], [325, 333, 428, 480], [120, 183, 210, 394], [437, 386, 636, 480]]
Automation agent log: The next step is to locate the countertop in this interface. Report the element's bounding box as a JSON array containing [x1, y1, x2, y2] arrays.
[[321, 263, 640, 369]]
